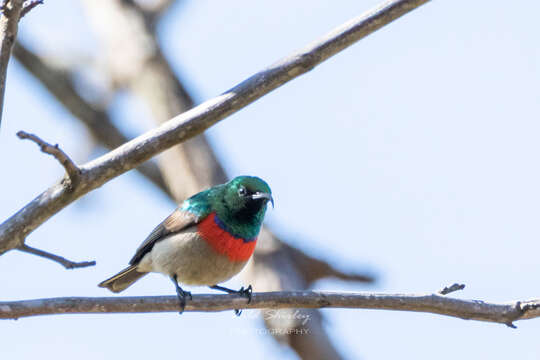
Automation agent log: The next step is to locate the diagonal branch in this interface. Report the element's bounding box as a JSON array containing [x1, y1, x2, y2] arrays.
[[17, 130, 81, 185], [18, 244, 95, 269], [12, 42, 171, 195], [0, 0, 430, 253], [1, 290, 539, 328]]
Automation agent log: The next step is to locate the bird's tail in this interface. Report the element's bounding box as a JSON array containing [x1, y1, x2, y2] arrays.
[[98, 265, 148, 293]]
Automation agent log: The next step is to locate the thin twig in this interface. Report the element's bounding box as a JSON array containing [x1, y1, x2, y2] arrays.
[[439, 283, 466, 295], [0, 0, 430, 254], [20, 0, 42, 18], [18, 244, 95, 269], [17, 130, 81, 185], [0, 291, 539, 327]]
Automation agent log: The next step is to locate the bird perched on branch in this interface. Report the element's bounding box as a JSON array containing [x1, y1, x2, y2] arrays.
[[99, 176, 273, 314]]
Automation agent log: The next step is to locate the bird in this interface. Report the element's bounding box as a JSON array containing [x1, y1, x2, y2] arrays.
[[98, 175, 273, 314]]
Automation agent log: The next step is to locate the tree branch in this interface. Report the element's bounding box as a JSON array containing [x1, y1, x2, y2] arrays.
[[18, 244, 95, 269], [0, 0, 24, 127], [1, 290, 538, 328], [0, 0, 430, 253], [12, 41, 171, 195], [17, 130, 81, 185]]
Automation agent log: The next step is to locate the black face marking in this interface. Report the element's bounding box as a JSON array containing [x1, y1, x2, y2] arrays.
[[233, 197, 267, 223]]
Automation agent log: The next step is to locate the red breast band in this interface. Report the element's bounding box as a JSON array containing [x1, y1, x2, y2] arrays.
[[197, 213, 257, 262]]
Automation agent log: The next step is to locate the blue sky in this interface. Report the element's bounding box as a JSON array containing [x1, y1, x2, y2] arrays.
[[1, 1, 540, 359]]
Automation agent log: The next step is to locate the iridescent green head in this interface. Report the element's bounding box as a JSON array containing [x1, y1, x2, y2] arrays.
[[216, 176, 273, 239], [182, 176, 273, 239], [222, 176, 273, 213]]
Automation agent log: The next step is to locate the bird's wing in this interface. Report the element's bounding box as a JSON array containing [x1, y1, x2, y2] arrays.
[[129, 209, 200, 265]]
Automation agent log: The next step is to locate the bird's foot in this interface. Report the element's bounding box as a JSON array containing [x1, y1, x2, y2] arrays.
[[237, 285, 253, 303], [234, 286, 252, 316], [183, 290, 193, 301], [171, 275, 191, 315], [176, 290, 193, 313], [176, 294, 186, 314], [210, 284, 253, 316]]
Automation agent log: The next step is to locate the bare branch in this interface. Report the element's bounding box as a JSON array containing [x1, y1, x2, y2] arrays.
[[18, 244, 95, 269], [1, 291, 539, 327], [0, 0, 24, 126], [17, 130, 81, 185], [0, 0, 429, 253], [439, 283, 466, 295], [12, 42, 171, 195]]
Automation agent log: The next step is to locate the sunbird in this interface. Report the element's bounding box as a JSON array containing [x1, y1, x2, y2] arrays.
[[99, 176, 273, 314]]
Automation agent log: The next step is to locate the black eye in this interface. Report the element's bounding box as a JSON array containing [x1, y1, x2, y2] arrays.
[[238, 187, 247, 196]]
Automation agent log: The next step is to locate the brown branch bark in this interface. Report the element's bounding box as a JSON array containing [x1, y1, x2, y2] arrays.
[[0, 0, 430, 255], [18, 244, 95, 269], [0, 0, 24, 126], [1, 291, 539, 328]]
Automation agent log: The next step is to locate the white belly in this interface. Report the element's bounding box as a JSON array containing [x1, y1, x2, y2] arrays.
[[136, 226, 249, 285]]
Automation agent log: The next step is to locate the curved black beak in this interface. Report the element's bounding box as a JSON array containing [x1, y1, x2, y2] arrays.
[[251, 192, 274, 208]]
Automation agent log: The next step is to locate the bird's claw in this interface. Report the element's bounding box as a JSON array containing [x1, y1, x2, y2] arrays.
[[176, 291, 192, 314], [238, 285, 253, 304], [172, 275, 191, 315], [234, 285, 253, 316], [210, 284, 253, 316], [177, 296, 186, 314]]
